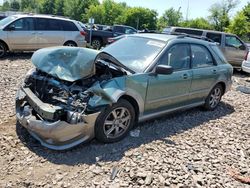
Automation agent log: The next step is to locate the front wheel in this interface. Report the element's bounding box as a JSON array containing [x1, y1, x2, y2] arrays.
[[0, 42, 7, 58], [64, 41, 77, 47], [95, 99, 135, 143], [204, 84, 223, 110]]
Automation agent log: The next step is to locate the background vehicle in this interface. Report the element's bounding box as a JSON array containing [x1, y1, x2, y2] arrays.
[[107, 35, 127, 44], [0, 15, 6, 20], [16, 34, 233, 150], [0, 14, 87, 58], [242, 50, 250, 73], [84, 25, 137, 49], [163, 27, 249, 68]]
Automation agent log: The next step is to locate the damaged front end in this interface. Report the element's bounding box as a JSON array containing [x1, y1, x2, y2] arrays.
[[16, 47, 128, 150]]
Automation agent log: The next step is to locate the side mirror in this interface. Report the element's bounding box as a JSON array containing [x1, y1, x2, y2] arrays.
[[239, 44, 246, 50], [154, 65, 173, 75]]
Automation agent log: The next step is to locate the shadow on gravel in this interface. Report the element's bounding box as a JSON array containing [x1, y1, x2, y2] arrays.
[[1, 52, 33, 61], [16, 101, 235, 165]]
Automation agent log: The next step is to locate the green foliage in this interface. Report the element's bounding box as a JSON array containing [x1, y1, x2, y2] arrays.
[[10, 0, 20, 11], [157, 7, 182, 30], [20, 0, 40, 12], [208, 0, 238, 31], [227, 11, 250, 41], [124, 7, 157, 30], [1, 1, 10, 11], [40, 0, 55, 14], [54, 0, 65, 16], [243, 2, 250, 22], [181, 18, 213, 30], [64, 0, 99, 21]]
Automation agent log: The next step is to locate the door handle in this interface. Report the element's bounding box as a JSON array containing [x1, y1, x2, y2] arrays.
[[38, 32, 43, 35], [31, 32, 36, 35], [182, 74, 188, 79], [212, 69, 217, 74]]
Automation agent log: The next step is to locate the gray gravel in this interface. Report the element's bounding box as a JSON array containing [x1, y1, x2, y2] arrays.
[[0, 55, 249, 188]]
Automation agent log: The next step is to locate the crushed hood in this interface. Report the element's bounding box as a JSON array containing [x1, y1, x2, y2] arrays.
[[31, 47, 99, 82]]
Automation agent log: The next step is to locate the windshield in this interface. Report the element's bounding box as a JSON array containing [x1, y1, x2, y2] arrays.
[[103, 37, 166, 72], [0, 16, 16, 27]]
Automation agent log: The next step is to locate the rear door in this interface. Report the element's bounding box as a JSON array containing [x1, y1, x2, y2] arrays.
[[223, 35, 248, 67], [6, 17, 37, 50], [189, 44, 219, 102], [35, 18, 65, 48]]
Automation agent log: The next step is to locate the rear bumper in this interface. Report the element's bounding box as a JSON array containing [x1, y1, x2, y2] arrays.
[[242, 60, 250, 73], [16, 87, 100, 150]]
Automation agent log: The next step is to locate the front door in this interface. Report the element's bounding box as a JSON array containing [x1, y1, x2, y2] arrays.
[[145, 44, 192, 114], [223, 35, 248, 67], [6, 17, 37, 50]]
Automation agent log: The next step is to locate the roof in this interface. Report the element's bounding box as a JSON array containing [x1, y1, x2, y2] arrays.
[[128, 33, 216, 47], [9, 14, 72, 22], [167, 26, 235, 36], [132, 33, 177, 42]]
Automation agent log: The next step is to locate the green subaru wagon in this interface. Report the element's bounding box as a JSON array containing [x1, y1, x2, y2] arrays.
[[16, 34, 233, 150]]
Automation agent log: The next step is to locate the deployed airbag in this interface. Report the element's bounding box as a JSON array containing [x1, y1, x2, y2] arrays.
[[31, 47, 99, 82]]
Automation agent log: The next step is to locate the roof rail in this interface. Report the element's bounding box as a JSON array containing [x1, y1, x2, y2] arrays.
[[171, 32, 214, 42]]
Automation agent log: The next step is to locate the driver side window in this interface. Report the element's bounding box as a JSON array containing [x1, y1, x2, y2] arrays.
[[159, 44, 191, 71], [225, 35, 245, 50], [8, 18, 34, 31]]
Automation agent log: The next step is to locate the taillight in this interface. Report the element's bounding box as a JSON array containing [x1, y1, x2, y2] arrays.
[[245, 51, 249, 60], [80, 31, 86, 36], [108, 38, 114, 43]]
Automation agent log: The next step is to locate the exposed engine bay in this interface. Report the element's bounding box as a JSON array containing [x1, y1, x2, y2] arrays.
[[23, 58, 127, 123]]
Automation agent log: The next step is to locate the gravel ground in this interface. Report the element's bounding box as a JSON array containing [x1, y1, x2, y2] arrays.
[[0, 54, 249, 188]]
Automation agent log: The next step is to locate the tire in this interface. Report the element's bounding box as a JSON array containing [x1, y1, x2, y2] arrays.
[[92, 38, 102, 49], [0, 42, 7, 58], [95, 99, 135, 143], [204, 84, 223, 110], [64, 41, 77, 47]]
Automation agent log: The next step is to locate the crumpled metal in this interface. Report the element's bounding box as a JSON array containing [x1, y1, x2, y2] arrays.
[[31, 47, 99, 82]]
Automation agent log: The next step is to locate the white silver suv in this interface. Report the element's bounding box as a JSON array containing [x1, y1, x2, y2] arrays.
[[0, 14, 87, 57]]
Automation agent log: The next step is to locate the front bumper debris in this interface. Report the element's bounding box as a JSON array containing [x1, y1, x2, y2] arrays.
[[16, 87, 100, 150]]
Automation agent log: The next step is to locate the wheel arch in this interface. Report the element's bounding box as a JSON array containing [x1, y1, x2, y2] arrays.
[[119, 95, 140, 122], [215, 81, 226, 95], [0, 39, 9, 51], [63, 40, 77, 46]]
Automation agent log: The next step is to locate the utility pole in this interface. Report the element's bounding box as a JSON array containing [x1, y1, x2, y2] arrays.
[[136, 17, 139, 30], [186, 0, 190, 21]]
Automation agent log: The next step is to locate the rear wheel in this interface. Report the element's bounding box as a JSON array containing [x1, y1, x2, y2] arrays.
[[204, 84, 223, 110], [64, 41, 77, 47], [92, 38, 102, 49], [95, 99, 135, 143], [0, 42, 7, 58]]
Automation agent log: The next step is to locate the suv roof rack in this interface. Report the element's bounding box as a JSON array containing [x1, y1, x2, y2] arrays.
[[171, 32, 214, 42]]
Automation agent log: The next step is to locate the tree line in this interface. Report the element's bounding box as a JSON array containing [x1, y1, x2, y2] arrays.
[[0, 0, 249, 41]]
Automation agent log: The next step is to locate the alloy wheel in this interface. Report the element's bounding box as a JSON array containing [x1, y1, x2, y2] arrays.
[[209, 87, 222, 108], [103, 107, 131, 139]]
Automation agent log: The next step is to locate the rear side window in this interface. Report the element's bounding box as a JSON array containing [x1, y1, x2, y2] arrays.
[[191, 45, 214, 68], [36, 18, 63, 31], [159, 44, 191, 71], [175, 28, 203, 36], [206, 32, 222, 44], [210, 45, 227, 64], [61, 20, 78, 31]]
